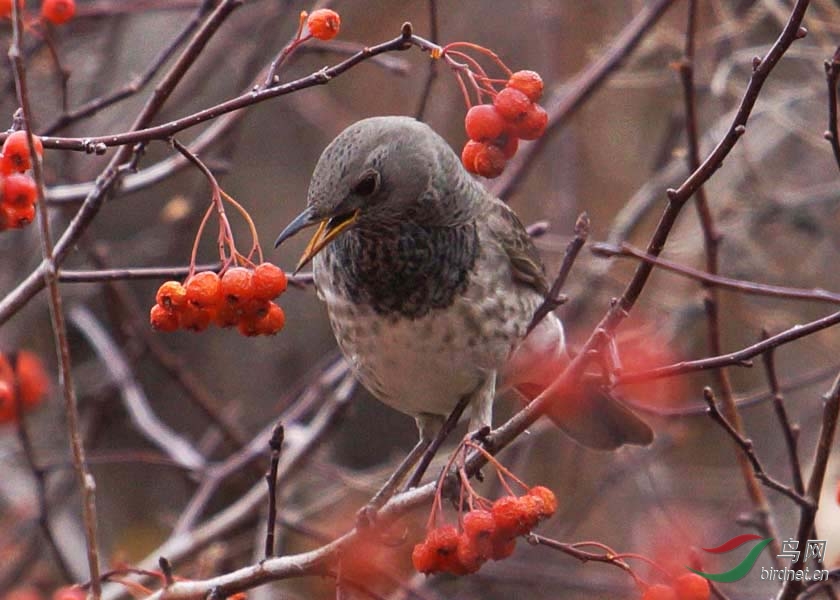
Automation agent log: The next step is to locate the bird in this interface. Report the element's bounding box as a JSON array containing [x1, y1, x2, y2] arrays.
[[275, 116, 652, 501]]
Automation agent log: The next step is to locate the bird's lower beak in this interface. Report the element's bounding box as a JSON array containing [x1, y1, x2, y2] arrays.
[[274, 207, 360, 273]]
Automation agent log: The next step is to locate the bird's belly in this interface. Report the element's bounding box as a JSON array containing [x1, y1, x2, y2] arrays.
[[324, 292, 524, 418]]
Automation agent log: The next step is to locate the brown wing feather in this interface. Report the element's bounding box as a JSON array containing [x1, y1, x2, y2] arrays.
[[488, 198, 549, 297]]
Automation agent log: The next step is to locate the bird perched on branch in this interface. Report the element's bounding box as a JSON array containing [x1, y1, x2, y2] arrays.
[[275, 116, 651, 499]]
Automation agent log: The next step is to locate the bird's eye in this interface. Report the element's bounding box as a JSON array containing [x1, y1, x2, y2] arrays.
[[352, 171, 379, 197]]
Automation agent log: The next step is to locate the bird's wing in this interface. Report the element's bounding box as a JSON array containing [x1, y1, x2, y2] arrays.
[[487, 197, 549, 297]]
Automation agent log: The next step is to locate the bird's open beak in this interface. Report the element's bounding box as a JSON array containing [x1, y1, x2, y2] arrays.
[[274, 206, 360, 273]]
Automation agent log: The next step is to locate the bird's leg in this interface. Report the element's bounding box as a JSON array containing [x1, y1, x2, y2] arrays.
[[356, 414, 443, 527]]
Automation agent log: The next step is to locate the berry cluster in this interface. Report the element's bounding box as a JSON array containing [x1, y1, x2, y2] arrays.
[[0, 131, 42, 231], [150, 263, 287, 336], [641, 573, 710, 600], [306, 8, 340, 41], [412, 486, 557, 575], [461, 70, 547, 178], [0, 0, 76, 24], [0, 350, 49, 424]]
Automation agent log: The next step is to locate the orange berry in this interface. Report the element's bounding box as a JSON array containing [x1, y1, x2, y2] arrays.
[[256, 302, 286, 335], [180, 304, 214, 332], [463, 509, 496, 540], [2, 131, 43, 172], [5, 586, 44, 600], [185, 271, 223, 309], [307, 8, 340, 41], [513, 103, 548, 140], [0, 380, 16, 424], [16, 351, 48, 410], [426, 524, 459, 556], [3, 173, 38, 207], [641, 584, 678, 600], [489, 534, 516, 560], [1, 202, 35, 229], [836, 479, 840, 506], [455, 533, 484, 573], [518, 494, 545, 527], [150, 304, 179, 332], [493, 87, 532, 123], [51, 586, 86, 600], [472, 142, 507, 178], [237, 314, 262, 337], [528, 486, 557, 518], [673, 573, 710, 600], [492, 496, 530, 537], [252, 262, 287, 300], [507, 70, 543, 103], [214, 304, 240, 328], [221, 267, 254, 307], [496, 131, 519, 159], [461, 140, 482, 174], [411, 541, 437, 574], [465, 104, 507, 142], [155, 281, 187, 311], [41, 0, 76, 25], [0, 0, 11, 18]]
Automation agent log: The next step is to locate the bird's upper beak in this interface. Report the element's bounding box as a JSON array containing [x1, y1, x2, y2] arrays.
[[274, 205, 360, 273]]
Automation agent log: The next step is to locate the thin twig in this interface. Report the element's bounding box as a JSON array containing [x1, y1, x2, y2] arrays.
[[823, 45, 840, 171], [414, 0, 439, 120], [264, 421, 284, 559], [8, 1, 103, 595], [590, 242, 840, 305], [526, 212, 588, 335], [701, 388, 811, 510]]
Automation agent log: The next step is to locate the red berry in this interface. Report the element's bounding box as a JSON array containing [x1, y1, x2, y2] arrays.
[[673, 573, 710, 600], [472, 143, 507, 178], [1, 202, 35, 228], [465, 104, 507, 142], [51, 586, 86, 600], [0, 0, 11, 19], [641, 584, 678, 600], [492, 496, 530, 537], [507, 70, 544, 103], [463, 509, 496, 540], [3, 173, 38, 207], [257, 302, 286, 335], [214, 304, 239, 328], [179, 304, 213, 332], [494, 87, 532, 122], [489, 535, 516, 560], [185, 271, 223, 309], [150, 304, 179, 332], [307, 8, 340, 41], [412, 541, 437, 574], [252, 262, 287, 300], [155, 281, 187, 311], [5, 586, 44, 600], [237, 314, 262, 337], [221, 267, 254, 307], [41, 0, 76, 25], [528, 486, 557, 518], [455, 533, 485, 573], [2, 131, 43, 172], [496, 131, 519, 159], [0, 380, 17, 424], [461, 140, 482, 174], [16, 351, 48, 410], [513, 104, 548, 140]]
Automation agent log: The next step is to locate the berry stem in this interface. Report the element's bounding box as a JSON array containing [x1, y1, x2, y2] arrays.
[[220, 189, 263, 265]]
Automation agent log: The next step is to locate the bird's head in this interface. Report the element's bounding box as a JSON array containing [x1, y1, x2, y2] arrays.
[[274, 116, 473, 272]]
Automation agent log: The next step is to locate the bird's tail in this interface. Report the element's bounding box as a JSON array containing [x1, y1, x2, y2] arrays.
[[504, 315, 653, 450]]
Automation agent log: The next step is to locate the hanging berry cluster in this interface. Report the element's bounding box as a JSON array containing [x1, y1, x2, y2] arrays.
[[0, 350, 49, 424], [640, 574, 710, 600], [0, 131, 42, 231], [432, 42, 548, 179], [150, 155, 288, 337], [412, 440, 557, 576], [151, 263, 287, 336]]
